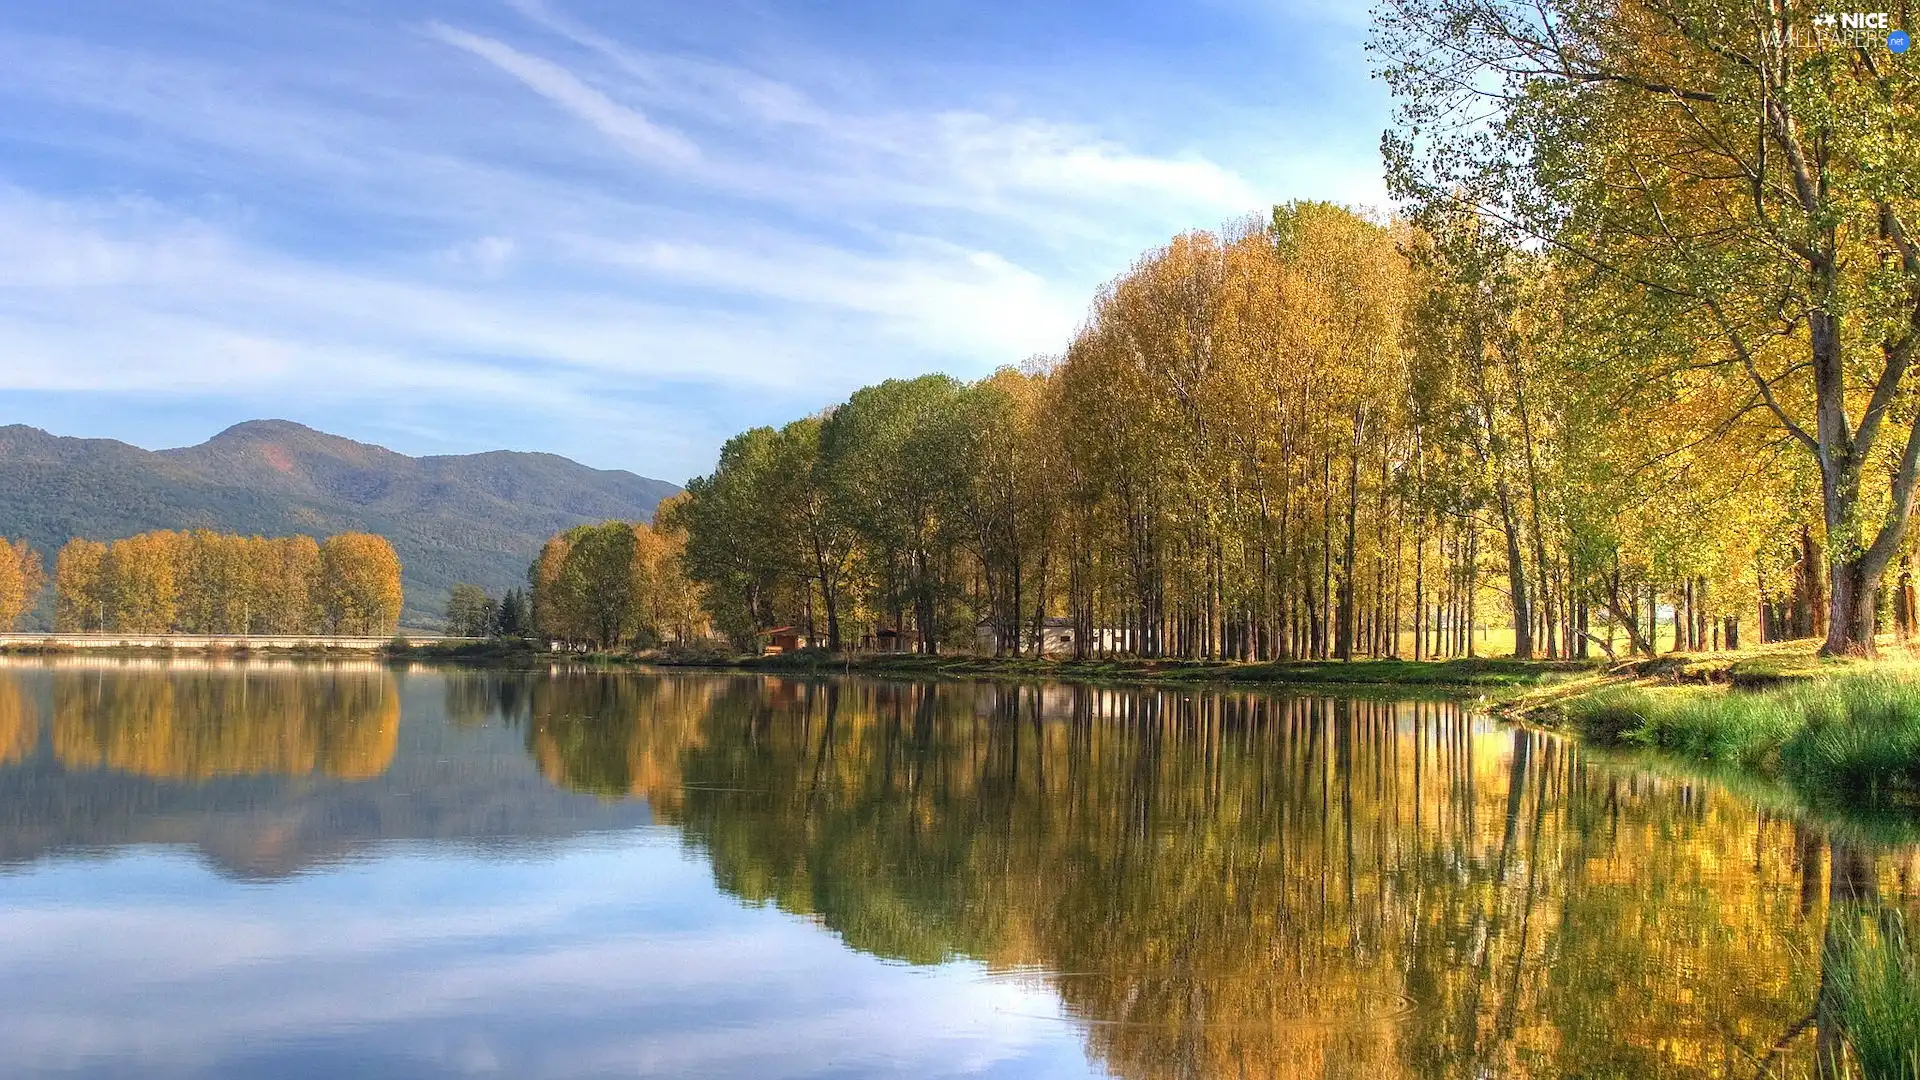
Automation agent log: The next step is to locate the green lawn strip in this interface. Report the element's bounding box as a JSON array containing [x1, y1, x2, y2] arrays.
[[697, 650, 1593, 690]]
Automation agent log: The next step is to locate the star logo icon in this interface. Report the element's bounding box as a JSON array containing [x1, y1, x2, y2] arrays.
[[1814, 12, 1837, 25]]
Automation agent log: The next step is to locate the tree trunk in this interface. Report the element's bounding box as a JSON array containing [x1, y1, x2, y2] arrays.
[[1414, 510, 1426, 662], [1465, 525, 1479, 658], [1337, 425, 1360, 662], [1826, 557, 1875, 657], [1321, 449, 1334, 660], [1493, 482, 1532, 660]]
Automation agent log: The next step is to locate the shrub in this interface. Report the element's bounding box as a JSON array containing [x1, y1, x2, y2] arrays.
[[654, 638, 737, 665]]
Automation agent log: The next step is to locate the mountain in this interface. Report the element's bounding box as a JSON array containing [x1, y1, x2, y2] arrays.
[[0, 420, 681, 628]]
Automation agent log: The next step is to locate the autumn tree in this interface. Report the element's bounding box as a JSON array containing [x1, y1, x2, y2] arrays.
[[103, 530, 182, 633], [0, 539, 44, 631], [524, 519, 702, 651], [1375, 0, 1920, 654], [48, 531, 399, 636], [669, 428, 800, 650], [53, 539, 107, 632], [669, 197, 1804, 663], [553, 521, 638, 649], [254, 535, 322, 634], [638, 498, 708, 645], [528, 533, 575, 643], [318, 533, 404, 635], [822, 375, 978, 654]]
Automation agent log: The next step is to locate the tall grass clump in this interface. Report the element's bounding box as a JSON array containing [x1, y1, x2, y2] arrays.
[[1567, 685, 1799, 767], [1565, 675, 1920, 804], [1781, 677, 1920, 802], [1825, 911, 1920, 1079]]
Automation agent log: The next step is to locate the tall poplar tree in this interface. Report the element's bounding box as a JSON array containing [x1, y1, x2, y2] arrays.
[[1375, 0, 1920, 654]]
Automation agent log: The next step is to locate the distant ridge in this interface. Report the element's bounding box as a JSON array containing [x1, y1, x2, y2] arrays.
[[0, 420, 680, 628]]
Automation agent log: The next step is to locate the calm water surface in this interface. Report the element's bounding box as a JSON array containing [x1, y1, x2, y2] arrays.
[[0, 657, 1914, 1078]]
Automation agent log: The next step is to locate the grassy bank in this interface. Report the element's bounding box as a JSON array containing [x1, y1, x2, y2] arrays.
[[1508, 641, 1920, 810], [384, 637, 548, 663], [1562, 675, 1920, 807], [670, 648, 1594, 691]]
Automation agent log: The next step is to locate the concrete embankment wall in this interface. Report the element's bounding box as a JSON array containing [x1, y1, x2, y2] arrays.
[[0, 633, 468, 651]]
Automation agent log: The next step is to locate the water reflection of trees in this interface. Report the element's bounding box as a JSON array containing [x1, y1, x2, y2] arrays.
[[49, 666, 399, 780], [495, 675, 1920, 1080], [0, 674, 34, 766], [443, 669, 734, 817]]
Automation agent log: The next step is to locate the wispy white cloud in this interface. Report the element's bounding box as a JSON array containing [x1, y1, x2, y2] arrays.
[[428, 23, 702, 167], [0, 843, 1085, 1078], [441, 235, 519, 276], [0, 0, 1379, 473]]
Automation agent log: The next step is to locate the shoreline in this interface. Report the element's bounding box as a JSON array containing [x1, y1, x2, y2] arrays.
[[9, 634, 1918, 831], [0, 634, 1846, 693], [1495, 640, 1920, 818], [393, 640, 1601, 692], [0, 641, 413, 659], [399, 636, 1920, 823]]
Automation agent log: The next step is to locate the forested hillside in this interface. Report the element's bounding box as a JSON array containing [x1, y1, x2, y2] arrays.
[[0, 421, 679, 628]]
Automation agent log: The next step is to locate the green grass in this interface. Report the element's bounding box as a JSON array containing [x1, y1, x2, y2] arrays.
[[1826, 911, 1920, 1079], [393, 637, 546, 664], [721, 649, 1591, 690], [1564, 674, 1920, 806]]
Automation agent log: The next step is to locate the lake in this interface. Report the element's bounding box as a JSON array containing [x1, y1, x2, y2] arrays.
[[0, 657, 1912, 1078]]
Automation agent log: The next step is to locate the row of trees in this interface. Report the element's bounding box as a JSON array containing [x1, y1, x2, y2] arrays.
[[525, 510, 705, 649], [49, 530, 404, 636], [669, 1, 1918, 660], [670, 206, 1801, 660]]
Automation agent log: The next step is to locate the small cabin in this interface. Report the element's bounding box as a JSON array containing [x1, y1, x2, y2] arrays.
[[761, 626, 823, 654], [865, 627, 916, 653]]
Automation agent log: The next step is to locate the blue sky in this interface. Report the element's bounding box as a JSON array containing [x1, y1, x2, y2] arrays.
[[0, 0, 1386, 483]]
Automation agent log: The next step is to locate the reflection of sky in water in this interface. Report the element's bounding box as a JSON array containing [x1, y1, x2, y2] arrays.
[[0, 832, 1095, 1079]]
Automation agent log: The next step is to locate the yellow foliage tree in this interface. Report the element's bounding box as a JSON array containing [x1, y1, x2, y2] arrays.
[[53, 539, 107, 632], [318, 533, 404, 636], [103, 530, 182, 633], [0, 538, 45, 631]]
